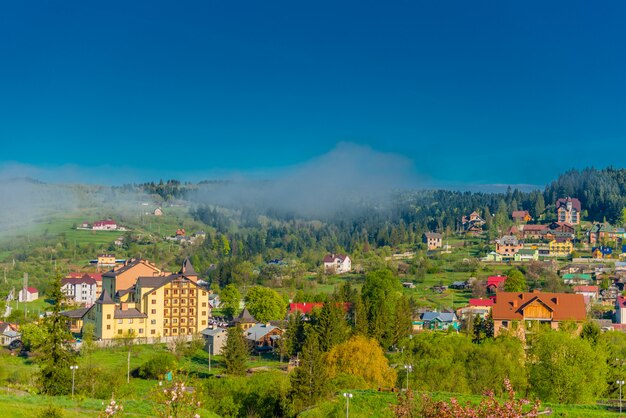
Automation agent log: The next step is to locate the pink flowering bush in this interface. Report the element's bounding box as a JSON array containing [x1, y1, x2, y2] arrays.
[[152, 378, 202, 418]]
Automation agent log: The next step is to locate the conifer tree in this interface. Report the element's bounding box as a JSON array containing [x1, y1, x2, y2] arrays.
[[289, 331, 330, 411], [38, 273, 76, 395], [313, 295, 349, 352], [223, 325, 249, 376]]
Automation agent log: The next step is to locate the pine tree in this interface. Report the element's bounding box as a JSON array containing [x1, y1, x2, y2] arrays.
[[390, 296, 412, 347], [313, 295, 349, 352], [289, 331, 330, 411], [223, 325, 249, 376], [38, 273, 77, 395]]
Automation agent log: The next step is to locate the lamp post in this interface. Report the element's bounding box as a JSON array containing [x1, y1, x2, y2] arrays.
[[70, 365, 79, 398], [343, 392, 352, 418], [618, 380, 625, 414], [404, 364, 413, 392]]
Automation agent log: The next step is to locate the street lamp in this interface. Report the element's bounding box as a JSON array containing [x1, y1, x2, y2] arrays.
[[404, 365, 413, 392], [618, 380, 625, 414], [70, 365, 79, 398], [343, 392, 353, 418]]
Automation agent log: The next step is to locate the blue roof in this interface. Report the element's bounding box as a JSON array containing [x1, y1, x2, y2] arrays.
[[421, 312, 458, 323]]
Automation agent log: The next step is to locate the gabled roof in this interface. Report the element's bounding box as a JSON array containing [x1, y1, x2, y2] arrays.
[[522, 224, 549, 232], [556, 197, 581, 211], [323, 253, 350, 263], [95, 289, 115, 305], [618, 296, 626, 308], [61, 276, 97, 286], [424, 232, 442, 239], [61, 307, 90, 319], [573, 285, 599, 293], [512, 210, 530, 218], [66, 272, 102, 281], [469, 298, 494, 307], [245, 324, 281, 341], [487, 276, 507, 287], [103, 259, 160, 278], [421, 311, 458, 322], [23, 287, 38, 294], [492, 291, 586, 321], [200, 327, 227, 337]]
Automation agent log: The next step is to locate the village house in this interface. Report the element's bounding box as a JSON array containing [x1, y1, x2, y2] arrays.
[[492, 291, 586, 338], [549, 222, 576, 235], [97, 254, 118, 268], [456, 298, 494, 322], [423, 232, 443, 250], [573, 285, 599, 305], [0, 322, 20, 347], [61, 275, 98, 306], [18, 287, 38, 302], [288, 302, 324, 317], [495, 235, 523, 258], [592, 246, 613, 259], [519, 224, 549, 240], [200, 326, 227, 355], [461, 211, 485, 235], [323, 253, 352, 274], [61, 307, 90, 334], [482, 251, 503, 262], [556, 197, 581, 225], [514, 248, 539, 262], [588, 223, 626, 245], [562, 273, 593, 285], [93, 219, 118, 230], [66, 272, 102, 296], [548, 238, 573, 257], [245, 323, 283, 351], [512, 210, 532, 223], [487, 275, 507, 293], [417, 311, 460, 331]]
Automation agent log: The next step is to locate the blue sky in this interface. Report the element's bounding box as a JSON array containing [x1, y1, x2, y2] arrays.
[[1, 1, 625, 187]]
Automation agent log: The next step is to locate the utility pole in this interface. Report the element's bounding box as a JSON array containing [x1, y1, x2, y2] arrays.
[[343, 393, 352, 418], [208, 344, 211, 373]]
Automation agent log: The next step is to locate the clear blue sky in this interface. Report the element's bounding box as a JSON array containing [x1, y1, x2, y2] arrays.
[[1, 1, 625, 186]]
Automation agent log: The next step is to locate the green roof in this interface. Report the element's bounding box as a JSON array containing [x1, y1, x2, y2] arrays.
[[562, 273, 592, 281]]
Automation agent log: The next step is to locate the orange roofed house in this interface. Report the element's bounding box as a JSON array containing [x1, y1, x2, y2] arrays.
[[492, 291, 586, 338], [512, 210, 532, 223]]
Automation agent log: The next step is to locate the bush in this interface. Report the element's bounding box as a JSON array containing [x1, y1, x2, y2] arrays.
[[137, 352, 178, 380], [37, 405, 64, 418]]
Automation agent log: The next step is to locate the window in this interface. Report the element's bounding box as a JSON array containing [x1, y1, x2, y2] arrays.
[[164, 329, 169, 335], [202, 291, 207, 296], [174, 289, 178, 295], [502, 321, 509, 328], [117, 319, 123, 324], [151, 299, 156, 304], [165, 289, 169, 295], [151, 330, 156, 335], [202, 311, 206, 316], [182, 289, 187, 295], [181, 308, 186, 314], [173, 309, 178, 314], [202, 302, 207, 307], [180, 328, 186, 334], [151, 309, 156, 314], [201, 320, 206, 326], [181, 318, 186, 323], [173, 318, 178, 324], [107, 314, 111, 319], [128, 319, 133, 324], [151, 319, 156, 325], [172, 328, 178, 334], [164, 309, 169, 315], [138, 328, 144, 334], [118, 330, 123, 335], [164, 318, 169, 324], [190, 291, 195, 296], [107, 325, 111, 330]]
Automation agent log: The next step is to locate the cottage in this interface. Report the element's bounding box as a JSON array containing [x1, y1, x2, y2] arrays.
[[556, 197, 581, 225], [520, 224, 549, 240], [461, 211, 485, 235], [573, 285, 599, 305], [514, 248, 539, 262], [423, 232, 443, 250], [0, 323, 20, 347], [482, 251, 503, 262], [456, 298, 494, 322], [512, 210, 532, 223], [61, 307, 89, 334], [562, 273, 593, 285], [492, 291, 586, 338], [232, 308, 257, 330], [93, 219, 118, 230], [419, 312, 460, 331], [245, 323, 283, 350], [18, 287, 38, 302], [322, 253, 352, 274], [616, 296, 626, 324], [486, 275, 507, 293]]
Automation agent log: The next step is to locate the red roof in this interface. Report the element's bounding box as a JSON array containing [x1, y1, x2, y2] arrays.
[[492, 291, 586, 321], [487, 276, 507, 287], [469, 298, 495, 307], [618, 296, 626, 308], [289, 302, 324, 315], [94, 220, 116, 226], [556, 197, 581, 212], [25, 287, 38, 294], [62, 276, 97, 286], [67, 272, 102, 281], [573, 285, 598, 293]]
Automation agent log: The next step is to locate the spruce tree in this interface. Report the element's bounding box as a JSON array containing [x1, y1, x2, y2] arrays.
[[289, 331, 330, 411], [38, 273, 76, 395], [313, 295, 349, 352], [223, 325, 249, 376]]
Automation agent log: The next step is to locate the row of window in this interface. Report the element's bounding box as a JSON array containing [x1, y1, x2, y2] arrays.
[[117, 318, 144, 324]]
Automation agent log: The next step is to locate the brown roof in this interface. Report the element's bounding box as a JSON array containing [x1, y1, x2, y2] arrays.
[[323, 253, 349, 263], [492, 291, 586, 322], [103, 259, 160, 278], [114, 308, 147, 319], [61, 307, 90, 319], [522, 224, 549, 232], [556, 197, 581, 212], [512, 210, 530, 218], [61, 276, 97, 286]]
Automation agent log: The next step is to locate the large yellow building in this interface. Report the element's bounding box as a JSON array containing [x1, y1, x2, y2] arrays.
[[83, 259, 210, 342], [548, 239, 573, 257]]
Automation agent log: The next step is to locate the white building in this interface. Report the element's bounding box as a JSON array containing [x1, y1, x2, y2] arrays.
[[323, 253, 352, 274], [61, 276, 98, 306], [18, 287, 38, 302], [92, 220, 118, 230]]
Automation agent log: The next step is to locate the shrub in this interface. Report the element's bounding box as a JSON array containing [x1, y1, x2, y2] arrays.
[[137, 352, 178, 380]]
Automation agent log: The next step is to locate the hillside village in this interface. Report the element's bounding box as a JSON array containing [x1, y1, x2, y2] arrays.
[[3, 186, 626, 417]]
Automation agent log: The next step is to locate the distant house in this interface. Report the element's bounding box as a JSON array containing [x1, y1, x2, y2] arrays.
[[573, 285, 599, 305], [592, 246, 613, 259], [549, 222, 575, 235], [486, 275, 507, 293], [423, 232, 443, 250], [61, 275, 98, 306], [61, 307, 89, 334], [556, 197, 581, 225], [81, 221, 90, 228], [18, 287, 38, 302], [402, 282, 416, 289], [456, 298, 494, 321], [245, 323, 283, 351], [520, 224, 549, 240], [0, 322, 20, 347], [616, 296, 626, 324], [200, 327, 227, 355], [562, 273, 593, 285], [66, 272, 102, 296], [419, 312, 460, 331], [512, 210, 532, 223], [97, 254, 118, 268], [495, 235, 523, 257], [323, 254, 352, 274], [449, 281, 469, 290], [482, 251, 503, 262], [548, 238, 573, 257], [92, 219, 118, 230], [514, 248, 539, 262], [154, 207, 163, 216], [175, 228, 186, 236], [588, 223, 626, 245], [492, 291, 586, 338], [232, 308, 257, 330], [461, 211, 485, 235]]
